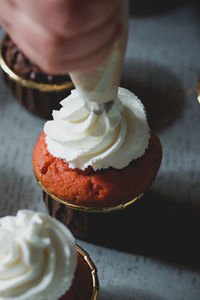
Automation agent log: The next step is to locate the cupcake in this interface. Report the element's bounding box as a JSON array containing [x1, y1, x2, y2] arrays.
[[33, 87, 162, 207], [32, 87, 162, 238], [0, 35, 74, 119], [0, 210, 99, 300]]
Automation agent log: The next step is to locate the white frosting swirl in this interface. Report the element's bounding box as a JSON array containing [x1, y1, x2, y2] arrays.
[[44, 87, 150, 170], [0, 210, 77, 300]]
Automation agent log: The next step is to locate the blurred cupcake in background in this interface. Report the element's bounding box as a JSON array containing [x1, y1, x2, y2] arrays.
[[0, 35, 74, 119], [0, 209, 99, 300]]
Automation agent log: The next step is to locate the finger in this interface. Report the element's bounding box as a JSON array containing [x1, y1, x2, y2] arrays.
[[38, 24, 122, 73], [6, 8, 121, 73], [0, 17, 11, 31], [0, 0, 122, 74], [0, 0, 16, 30], [15, 0, 121, 38], [40, 12, 119, 61]]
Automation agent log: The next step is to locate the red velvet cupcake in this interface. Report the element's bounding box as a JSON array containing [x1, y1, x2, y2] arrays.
[[0, 210, 99, 300], [33, 130, 161, 209], [33, 88, 162, 209], [33, 88, 162, 238]]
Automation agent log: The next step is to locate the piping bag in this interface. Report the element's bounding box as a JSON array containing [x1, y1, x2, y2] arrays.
[[69, 0, 129, 114]]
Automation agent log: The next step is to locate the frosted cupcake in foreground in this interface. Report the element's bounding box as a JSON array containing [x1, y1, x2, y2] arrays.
[[33, 87, 162, 209], [0, 210, 99, 299]]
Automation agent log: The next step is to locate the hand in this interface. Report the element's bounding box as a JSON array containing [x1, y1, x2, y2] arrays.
[[0, 0, 121, 74]]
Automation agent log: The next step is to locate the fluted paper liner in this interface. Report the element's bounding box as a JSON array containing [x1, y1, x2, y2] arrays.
[[37, 175, 143, 213], [76, 245, 99, 300]]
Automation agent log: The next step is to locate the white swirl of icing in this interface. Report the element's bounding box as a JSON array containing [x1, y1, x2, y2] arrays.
[[44, 87, 150, 170], [0, 210, 77, 300]]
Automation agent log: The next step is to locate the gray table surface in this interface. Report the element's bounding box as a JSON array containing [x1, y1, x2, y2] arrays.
[[0, 2, 200, 300]]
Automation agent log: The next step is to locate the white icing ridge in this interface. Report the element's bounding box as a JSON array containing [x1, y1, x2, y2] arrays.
[[44, 87, 150, 171], [0, 210, 77, 300]]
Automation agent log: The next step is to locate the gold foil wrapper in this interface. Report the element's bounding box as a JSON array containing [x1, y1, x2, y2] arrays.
[[76, 245, 99, 300], [36, 175, 143, 213], [197, 77, 200, 104], [0, 35, 74, 119]]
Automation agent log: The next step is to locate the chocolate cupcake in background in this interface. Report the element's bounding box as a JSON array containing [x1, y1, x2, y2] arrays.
[[0, 35, 74, 119]]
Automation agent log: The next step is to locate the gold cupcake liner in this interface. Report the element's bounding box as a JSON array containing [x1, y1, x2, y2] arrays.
[[76, 245, 99, 300], [197, 77, 200, 104], [36, 175, 143, 213], [0, 35, 74, 92]]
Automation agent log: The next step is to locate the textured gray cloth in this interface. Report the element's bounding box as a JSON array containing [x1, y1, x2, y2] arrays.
[[0, 3, 200, 299]]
